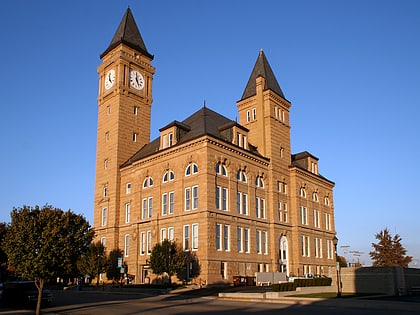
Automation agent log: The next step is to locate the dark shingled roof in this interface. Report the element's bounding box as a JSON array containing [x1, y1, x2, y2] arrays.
[[100, 7, 153, 59], [121, 106, 263, 167], [241, 50, 285, 100]]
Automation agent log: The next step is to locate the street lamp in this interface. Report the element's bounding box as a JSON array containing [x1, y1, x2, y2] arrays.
[[333, 236, 342, 298]]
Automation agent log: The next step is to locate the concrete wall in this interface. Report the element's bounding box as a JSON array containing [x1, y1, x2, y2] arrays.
[[335, 267, 420, 295]]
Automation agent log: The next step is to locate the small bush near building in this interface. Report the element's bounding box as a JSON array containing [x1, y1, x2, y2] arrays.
[[272, 277, 332, 292], [272, 282, 297, 292]]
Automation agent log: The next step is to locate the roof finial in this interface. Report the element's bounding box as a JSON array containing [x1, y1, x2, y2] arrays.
[[203, 100, 206, 108], [259, 48, 264, 55]]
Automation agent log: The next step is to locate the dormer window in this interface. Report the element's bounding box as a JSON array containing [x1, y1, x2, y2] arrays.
[[159, 121, 189, 150], [161, 132, 174, 149], [311, 162, 318, 175], [236, 132, 247, 149]]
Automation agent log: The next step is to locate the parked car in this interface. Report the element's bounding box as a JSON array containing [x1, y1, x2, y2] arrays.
[[1, 281, 53, 306]]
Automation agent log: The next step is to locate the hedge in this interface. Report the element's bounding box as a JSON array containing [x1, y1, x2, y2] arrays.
[[272, 277, 332, 292]]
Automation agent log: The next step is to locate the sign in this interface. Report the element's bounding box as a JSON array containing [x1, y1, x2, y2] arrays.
[[118, 257, 122, 268]]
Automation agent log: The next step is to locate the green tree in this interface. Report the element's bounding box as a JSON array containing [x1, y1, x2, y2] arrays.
[[369, 228, 412, 267], [3, 205, 94, 315], [106, 249, 123, 283], [149, 240, 188, 285], [77, 241, 107, 285], [0, 222, 9, 282]]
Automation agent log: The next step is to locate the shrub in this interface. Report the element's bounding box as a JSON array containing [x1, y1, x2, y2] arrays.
[[272, 282, 297, 292]]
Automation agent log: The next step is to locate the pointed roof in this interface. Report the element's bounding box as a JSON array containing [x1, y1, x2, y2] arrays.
[[241, 49, 284, 100], [121, 107, 263, 167], [100, 8, 153, 59]]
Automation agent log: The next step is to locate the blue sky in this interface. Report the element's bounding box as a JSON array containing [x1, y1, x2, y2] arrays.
[[1, 0, 419, 267]]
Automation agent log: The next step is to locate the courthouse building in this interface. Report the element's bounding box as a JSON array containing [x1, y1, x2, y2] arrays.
[[94, 8, 337, 284]]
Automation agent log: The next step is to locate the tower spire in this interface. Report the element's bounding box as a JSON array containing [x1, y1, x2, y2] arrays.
[[100, 7, 153, 59], [241, 49, 284, 100]]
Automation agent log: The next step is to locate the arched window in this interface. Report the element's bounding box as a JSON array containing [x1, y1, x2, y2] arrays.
[[299, 187, 307, 198], [215, 162, 227, 176], [255, 176, 264, 188], [163, 170, 175, 183], [324, 196, 330, 206], [185, 163, 198, 176], [143, 176, 154, 188], [236, 170, 247, 183], [312, 192, 319, 202]]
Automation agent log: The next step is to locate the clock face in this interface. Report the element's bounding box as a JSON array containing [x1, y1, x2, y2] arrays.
[[130, 70, 145, 90], [104, 69, 115, 90]]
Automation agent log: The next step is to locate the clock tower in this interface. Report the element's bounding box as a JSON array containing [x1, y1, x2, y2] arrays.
[[94, 8, 155, 248]]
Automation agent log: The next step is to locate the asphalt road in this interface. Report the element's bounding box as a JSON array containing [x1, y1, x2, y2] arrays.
[[1, 288, 419, 315]]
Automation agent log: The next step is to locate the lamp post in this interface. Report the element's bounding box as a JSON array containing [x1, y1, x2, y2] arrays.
[[333, 236, 342, 298]]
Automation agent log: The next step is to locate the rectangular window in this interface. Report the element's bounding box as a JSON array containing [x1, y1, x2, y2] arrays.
[[315, 238, 322, 258], [325, 213, 331, 230], [237, 192, 248, 214], [124, 234, 130, 257], [216, 223, 221, 251], [168, 227, 174, 241], [125, 203, 130, 223], [132, 133, 137, 142], [223, 225, 230, 251], [256, 197, 266, 218], [313, 210, 320, 228], [169, 192, 174, 214], [221, 261, 227, 279], [140, 232, 146, 255], [256, 230, 261, 254], [192, 223, 198, 250], [252, 108, 256, 120], [160, 228, 167, 242], [185, 188, 191, 211], [162, 193, 168, 215], [237, 227, 242, 252], [246, 110, 250, 122], [101, 237, 106, 248], [148, 197, 153, 218], [162, 134, 168, 148], [262, 231, 267, 254], [147, 230, 152, 255], [301, 235, 310, 257], [326, 239, 333, 259], [184, 225, 190, 251], [216, 186, 228, 210], [300, 206, 308, 225], [101, 207, 107, 226], [168, 132, 173, 147], [222, 187, 228, 210], [192, 186, 198, 209], [244, 228, 249, 253], [126, 183, 131, 194], [142, 198, 147, 219], [133, 106, 138, 115]]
